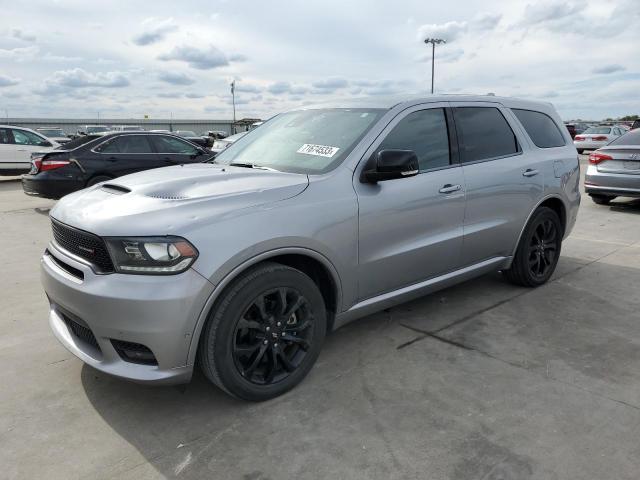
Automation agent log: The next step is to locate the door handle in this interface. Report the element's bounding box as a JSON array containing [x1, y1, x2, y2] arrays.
[[107, 156, 117, 162], [439, 184, 462, 194], [522, 168, 539, 177], [16, 149, 28, 152]]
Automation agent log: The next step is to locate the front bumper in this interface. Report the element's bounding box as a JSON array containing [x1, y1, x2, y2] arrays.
[[584, 165, 640, 198], [42, 241, 214, 385]]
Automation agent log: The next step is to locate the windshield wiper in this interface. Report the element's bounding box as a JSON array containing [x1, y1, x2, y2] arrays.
[[229, 162, 278, 171]]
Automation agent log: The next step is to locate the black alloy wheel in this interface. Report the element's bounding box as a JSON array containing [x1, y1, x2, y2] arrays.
[[527, 218, 558, 280], [232, 287, 313, 385], [504, 206, 562, 287], [198, 262, 326, 401]]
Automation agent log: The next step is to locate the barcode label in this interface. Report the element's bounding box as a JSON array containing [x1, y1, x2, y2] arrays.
[[297, 144, 340, 158]]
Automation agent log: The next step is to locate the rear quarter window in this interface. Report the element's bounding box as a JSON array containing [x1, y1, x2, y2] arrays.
[[512, 109, 566, 148]]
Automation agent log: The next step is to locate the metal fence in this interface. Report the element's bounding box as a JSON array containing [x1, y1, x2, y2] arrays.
[[2, 118, 237, 136]]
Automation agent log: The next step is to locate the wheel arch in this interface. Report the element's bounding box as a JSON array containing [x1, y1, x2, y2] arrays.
[[510, 194, 568, 259], [187, 247, 343, 366]]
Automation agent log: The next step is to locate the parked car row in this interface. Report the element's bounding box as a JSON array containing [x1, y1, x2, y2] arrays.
[[21, 131, 213, 198]]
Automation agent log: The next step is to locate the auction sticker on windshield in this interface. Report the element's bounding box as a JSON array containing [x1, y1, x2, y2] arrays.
[[297, 144, 340, 158]]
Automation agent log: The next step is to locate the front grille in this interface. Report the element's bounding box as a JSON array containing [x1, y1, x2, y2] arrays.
[[51, 219, 114, 273], [61, 312, 101, 352]]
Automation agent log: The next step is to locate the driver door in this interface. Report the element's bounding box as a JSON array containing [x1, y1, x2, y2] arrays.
[[354, 104, 466, 300]]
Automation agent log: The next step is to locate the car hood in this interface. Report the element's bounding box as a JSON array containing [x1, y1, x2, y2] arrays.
[[50, 163, 309, 236]]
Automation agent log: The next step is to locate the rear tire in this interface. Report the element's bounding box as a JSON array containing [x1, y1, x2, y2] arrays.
[[504, 207, 562, 287], [86, 175, 112, 187], [198, 262, 326, 401], [590, 194, 615, 205]]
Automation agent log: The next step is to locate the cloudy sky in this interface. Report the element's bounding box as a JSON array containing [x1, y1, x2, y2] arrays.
[[1, 0, 638, 120]]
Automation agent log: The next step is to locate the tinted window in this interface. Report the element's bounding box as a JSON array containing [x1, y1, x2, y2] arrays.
[[513, 109, 565, 148], [609, 129, 640, 146], [98, 135, 153, 154], [12, 129, 46, 146], [453, 107, 520, 163], [151, 136, 199, 155], [377, 108, 450, 171], [0, 129, 10, 144]]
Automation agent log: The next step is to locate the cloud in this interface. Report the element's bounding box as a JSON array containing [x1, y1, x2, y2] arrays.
[[416, 12, 500, 42], [10, 28, 36, 42], [235, 83, 262, 93], [311, 77, 349, 91], [158, 45, 237, 70], [0, 45, 40, 61], [592, 64, 626, 75], [39, 68, 130, 94], [267, 81, 292, 95], [521, 1, 580, 27], [417, 20, 468, 42], [185, 93, 205, 98], [228, 53, 248, 62], [0, 74, 20, 87], [132, 17, 178, 46], [157, 92, 182, 98], [158, 71, 195, 85]]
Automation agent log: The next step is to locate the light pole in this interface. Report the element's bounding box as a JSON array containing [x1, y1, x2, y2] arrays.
[[424, 38, 446, 94], [230, 80, 236, 134]]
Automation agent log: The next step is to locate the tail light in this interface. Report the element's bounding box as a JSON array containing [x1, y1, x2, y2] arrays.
[[592, 136, 608, 141], [589, 152, 612, 165], [31, 157, 71, 173], [574, 135, 585, 141]]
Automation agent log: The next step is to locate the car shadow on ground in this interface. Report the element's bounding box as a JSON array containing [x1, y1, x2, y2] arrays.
[[607, 197, 640, 215], [77, 250, 640, 478]]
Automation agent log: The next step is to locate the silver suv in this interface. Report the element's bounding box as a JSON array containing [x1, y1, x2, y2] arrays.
[[41, 95, 580, 401]]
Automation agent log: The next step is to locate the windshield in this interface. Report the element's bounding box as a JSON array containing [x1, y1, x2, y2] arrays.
[[584, 127, 611, 134], [214, 108, 385, 174], [38, 129, 65, 137], [122, 126, 142, 131], [87, 126, 110, 133]]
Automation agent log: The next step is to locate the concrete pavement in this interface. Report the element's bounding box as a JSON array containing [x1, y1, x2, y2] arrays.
[[1, 160, 639, 479]]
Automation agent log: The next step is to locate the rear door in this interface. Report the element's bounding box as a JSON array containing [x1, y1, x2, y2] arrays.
[[0, 128, 17, 170], [451, 103, 544, 266], [354, 103, 466, 299], [149, 135, 207, 165], [10, 128, 53, 171], [93, 135, 160, 176]]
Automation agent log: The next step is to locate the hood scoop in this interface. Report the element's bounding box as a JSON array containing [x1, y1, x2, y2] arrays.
[[101, 184, 131, 195]]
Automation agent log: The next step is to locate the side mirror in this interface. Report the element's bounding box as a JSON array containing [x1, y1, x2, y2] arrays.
[[361, 149, 419, 183]]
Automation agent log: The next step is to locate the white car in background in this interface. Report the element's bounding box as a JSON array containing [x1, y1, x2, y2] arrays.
[[36, 127, 71, 145], [0, 125, 60, 175], [211, 131, 248, 155], [112, 125, 144, 132], [574, 126, 625, 154]]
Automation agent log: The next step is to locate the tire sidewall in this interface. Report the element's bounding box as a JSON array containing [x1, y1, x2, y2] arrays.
[[203, 265, 326, 401]]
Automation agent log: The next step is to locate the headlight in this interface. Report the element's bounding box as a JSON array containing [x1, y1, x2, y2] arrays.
[[104, 236, 198, 275]]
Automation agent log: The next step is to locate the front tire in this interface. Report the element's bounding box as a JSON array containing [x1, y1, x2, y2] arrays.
[[198, 262, 326, 401], [576, 149, 584, 154], [504, 207, 562, 287]]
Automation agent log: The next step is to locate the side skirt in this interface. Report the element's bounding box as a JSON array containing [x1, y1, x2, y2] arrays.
[[333, 256, 511, 330]]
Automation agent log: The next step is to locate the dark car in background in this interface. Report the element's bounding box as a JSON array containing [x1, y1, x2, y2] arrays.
[[565, 124, 577, 139], [36, 127, 71, 145], [22, 132, 212, 199], [174, 130, 209, 148]]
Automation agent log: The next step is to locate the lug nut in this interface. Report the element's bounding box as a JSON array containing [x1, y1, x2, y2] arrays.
[[281, 332, 286, 337], [266, 327, 270, 332], [263, 340, 268, 345], [276, 322, 282, 327], [274, 343, 279, 348]]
